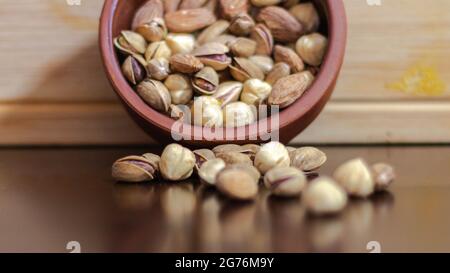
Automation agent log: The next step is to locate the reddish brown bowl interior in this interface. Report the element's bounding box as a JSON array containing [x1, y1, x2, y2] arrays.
[[99, 0, 347, 147]]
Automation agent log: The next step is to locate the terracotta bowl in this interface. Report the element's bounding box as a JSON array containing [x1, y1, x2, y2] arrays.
[[99, 0, 347, 146]]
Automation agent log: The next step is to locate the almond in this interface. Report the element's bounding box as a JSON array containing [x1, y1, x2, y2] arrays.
[[169, 54, 205, 74], [219, 0, 250, 19], [268, 71, 314, 108], [257, 6, 304, 42], [274, 45, 304, 73], [132, 0, 164, 30], [165, 8, 216, 33]]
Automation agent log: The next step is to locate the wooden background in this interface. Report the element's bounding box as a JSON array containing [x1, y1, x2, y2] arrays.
[[1, 0, 449, 145]]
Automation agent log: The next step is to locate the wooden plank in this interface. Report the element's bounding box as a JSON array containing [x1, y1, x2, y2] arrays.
[[0, 0, 449, 102], [0, 101, 449, 145]]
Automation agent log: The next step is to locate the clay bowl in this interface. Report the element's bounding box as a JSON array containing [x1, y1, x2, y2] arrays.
[[99, 0, 347, 147]]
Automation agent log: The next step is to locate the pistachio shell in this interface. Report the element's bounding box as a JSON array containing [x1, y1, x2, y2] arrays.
[[159, 144, 196, 181], [290, 147, 327, 172], [147, 58, 170, 81], [145, 41, 172, 62], [213, 144, 248, 155], [257, 6, 303, 42], [112, 155, 157, 182], [296, 33, 328, 66], [193, 43, 232, 71], [216, 167, 258, 200], [166, 33, 196, 54], [229, 13, 255, 36], [223, 102, 256, 127], [191, 96, 224, 127], [229, 57, 265, 82], [240, 78, 272, 106], [115, 31, 148, 55], [137, 79, 172, 112], [122, 56, 147, 85], [228, 38, 257, 58], [199, 158, 226, 186], [164, 74, 193, 104], [194, 149, 216, 172], [219, 0, 250, 20], [254, 141, 290, 174], [197, 20, 231, 45], [289, 3, 320, 34], [136, 17, 168, 42], [217, 151, 253, 166], [249, 55, 274, 74], [264, 166, 306, 197], [213, 81, 243, 107], [250, 24, 274, 56], [266, 62, 291, 85], [192, 67, 219, 95]]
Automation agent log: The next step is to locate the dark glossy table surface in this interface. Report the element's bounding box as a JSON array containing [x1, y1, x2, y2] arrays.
[[0, 146, 449, 253]]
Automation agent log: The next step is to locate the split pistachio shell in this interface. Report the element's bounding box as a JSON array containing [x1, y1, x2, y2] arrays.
[[227, 163, 261, 182], [254, 141, 290, 174], [290, 147, 327, 172], [191, 96, 224, 127], [213, 81, 243, 107], [142, 153, 161, 169], [216, 167, 258, 200], [250, 24, 274, 56], [372, 163, 396, 191], [112, 155, 158, 182], [289, 3, 320, 34], [199, 158, 227, 186], [137, 79, 171, 112], [197, 20, 230, 45], [241, 79, 272, 106], [223, 102, 256, 127], [136, 17, 168, 42], [304, 177, 348, 215], [266, 62, 291, 85], [145, 41, 172, 62], [229, 57, 265, 82], [229, 13, 255, 36], [192, 42, 232, 71], [147, 58, 170, 81], [164, 74, 193, 105], [249, 55, 274, 74], [122, 56, 147, 85], [192, 67, 219, 95], [264, 167, 306, 197], [159, 144, 196, 181], [296, 33, 328, 66], [217, 151, 253, 166], [166, 33, 196, 54], [194, 149, 216, 171], [241, 144, 261, 160], [115, 31, 148, 55], [333, 158, 375, 198], [213, 144, 246, 156]]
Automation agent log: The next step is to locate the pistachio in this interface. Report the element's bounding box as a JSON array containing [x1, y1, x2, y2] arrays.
[[257, 6, 304, 42], [223, 102, 256, 127], [215, 34, 238, 46], [165, 8, 216, 33], [228, 38, 257, 58], [131, 0, 164, 31], [219, 0, 250, 20], [229, 57, 265, 82], [145, 41, 172, 62], [213, 81, 243, 106], [372, 163, 396, 191], [268, 71, 314, 108], [289, 3, 320, 34], [169, 104, 187, 120], [216, 167, 259, 200], [304, 177, 348, 215], [136, 18, 168, 42], [137, 79, 171, 112], [193, 149, 216, 172], [266, 62, 291, 85], [241, 79, 272, 106], [274, 45, 304, 73], [241, 144, 261, 160], [179, 0, 209, 10], [169, 54, 204, 74], [213, 144, 246, 156], [296, 33, 328, 66], [197, 20, 231, 45], [199, 158, 226, 186], [249, 55, 274, 74], [264, 166, 306, 197], [114, 31, 148, 55], [254, 141, 290, 174], [191, 96, 224, 127], [193, 67, 220, 95], [166, 33, 196, 54], [164, 74, 193, 104], [122, 56, 147, 85], [333, 158, 375, 198], [112, 155, 158, 182], [229, 13, 255, 36], [227, 163, 261, 182], [142, 153, 161, 169], [217, 151, 253, 166], [251, 0, 282, 7], [192, 42, 232, 71], [285, 146, 297, 153], [290, 147, 327, 172], [147, 58, 170, 81], [160, 144, 196, 181], [250, 24, 274, 56]]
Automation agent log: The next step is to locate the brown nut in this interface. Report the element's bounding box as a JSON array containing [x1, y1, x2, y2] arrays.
[[264, 166, 306, 197], [192, 42, 232, 71], [268, 71, 315, 108], [274, 45, 304, 73], [250, 24, 274, 56], [266, 62, 291, 85], [193, 148, 216, 172], [229, 57, 265, 82], [132, 0, 164, 31], [169, 54, 204, 74], [290, 147, 327, 172], [372, 163, 396, 191], [296, 33, 328, 66], [289, 3, 320, 34], [147, 58, 170, 81], [229, 13, 255, 36], [112, 155, 158, 182], [197, 20, 231, 45], [137, 79, 172, 112], [219, 0, 250, 20], [257, 6, 304, 42], [165, 8, 216, 33], [216, 167, 259, 200]]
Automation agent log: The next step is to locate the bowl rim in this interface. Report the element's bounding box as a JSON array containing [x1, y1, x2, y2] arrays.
[[99, 0, 347, 142]]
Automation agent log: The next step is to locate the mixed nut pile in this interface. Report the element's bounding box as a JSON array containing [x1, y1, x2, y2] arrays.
[[115, 0, 328, 127], [112, 142, 396, 215]]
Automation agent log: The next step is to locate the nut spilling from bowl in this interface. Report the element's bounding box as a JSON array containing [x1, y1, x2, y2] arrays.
[[114, 0, 328, 128]]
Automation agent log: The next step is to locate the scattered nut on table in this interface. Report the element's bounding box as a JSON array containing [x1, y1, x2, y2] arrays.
[[333, 158, 375, 198], [304, 177, 348, 215], [216, 166, 259, 200], [254, 141, 290, 174], [159, 143, 196, 181], [264, 166, 306, 197], [372, 162, 396, 191]]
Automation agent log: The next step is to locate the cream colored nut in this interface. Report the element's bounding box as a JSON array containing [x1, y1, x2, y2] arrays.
[[304, 177, 348, 215], [159, 144, 196, 181], [251, 0, 282, 7], [251, 24, 274, 56], [191, 96, 224, 127], [216, 168, 258, 200], [213, 144, 246, 155], [114, 30, 148, 55], [215, 34, 238, 46], [268, 71, 315, 108], [137, 79, 171, 112], [217, 151, 253, 166], [165, 8, 216, 33], [197, 20, 230, 45], [112, 155, 158, 182], [241, 144, 261, 159], [229, 13, 255, 36], [249, 55, 274, 75], [166, 33, 196, 54], [228, 38, 257, 58], [199, 158, 226, 186], [372, 163, 396, 191], [147, 58, 170, 81], [264, 167, 306, 197], [289, 3, 320, 34], [296, 33, 328, 66], [142, 153, 161, 170], [193, 149, 216, 171], [227, 163, 261, 182], [145, 41, 172, 62], [241, 79, 272, 106], [266, 62, 291, 85], [333, 158, 375, 198], [290, 147, 327, 172], [223, 102, 256, 127], [122, 56, 147, 85], [213, 81, 243, 107], [229, 57, 265, 82], [164, 74, 193, 105], [254, 141, 290, 174]]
